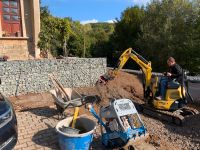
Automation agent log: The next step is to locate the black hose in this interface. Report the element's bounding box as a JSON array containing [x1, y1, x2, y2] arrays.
[[181, 70, 194, 103]]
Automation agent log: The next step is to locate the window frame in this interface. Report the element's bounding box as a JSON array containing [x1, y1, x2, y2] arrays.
[[1, 0, 22, 37]]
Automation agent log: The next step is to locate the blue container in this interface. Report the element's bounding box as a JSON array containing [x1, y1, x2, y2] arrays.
[[56, 117, 96, 150]]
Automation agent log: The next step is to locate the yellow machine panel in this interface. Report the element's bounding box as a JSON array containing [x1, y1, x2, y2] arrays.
[[151, 76, 185, 110], [153, 99, 175, 110]]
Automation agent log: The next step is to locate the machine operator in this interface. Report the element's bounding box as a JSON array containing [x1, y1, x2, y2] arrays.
[[156, 57, 183, 100]]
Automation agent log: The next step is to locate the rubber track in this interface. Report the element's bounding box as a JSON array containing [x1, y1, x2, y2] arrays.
[[140, 104, 199, 125], [181, 106, 199, 114]]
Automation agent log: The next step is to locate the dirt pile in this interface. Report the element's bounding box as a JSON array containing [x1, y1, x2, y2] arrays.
[[77, 71, 144, 105], [10, 71, 142, 111], [9, 93, 55, 111]]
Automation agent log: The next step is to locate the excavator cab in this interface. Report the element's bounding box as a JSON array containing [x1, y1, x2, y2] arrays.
[[150, 69, 194, 111], [151, 76, 184, 110]]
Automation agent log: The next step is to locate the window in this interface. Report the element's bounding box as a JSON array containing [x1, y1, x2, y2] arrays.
[[11, 15, 19, 21], [0, 0, 22, 37], [10, 1, 17, 7], [2, 0, 9, 6], [3, 7, 9, 13], [3, 14, 10, 20], [11, 8, 18, 14]]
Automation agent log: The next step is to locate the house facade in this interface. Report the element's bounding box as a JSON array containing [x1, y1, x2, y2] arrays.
[[0, 0, 40, 60]]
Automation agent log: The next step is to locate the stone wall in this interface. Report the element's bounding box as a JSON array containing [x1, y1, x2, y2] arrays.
[[0, 38, 30, 60], [0, 58, 106, 96]]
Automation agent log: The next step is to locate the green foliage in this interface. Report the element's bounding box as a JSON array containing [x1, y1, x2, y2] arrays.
[[137, 0, 200, 73], [112, 6, 145, 55], [38, 6, 114, 58], [67, 23, 114, 58], [99, 0, 200, 73], [89, 23, 115, 57], [39, 0, 200, 73], [38, 7, 75, 57]]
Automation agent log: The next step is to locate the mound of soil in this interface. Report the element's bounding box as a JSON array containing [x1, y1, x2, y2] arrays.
[[9, 93, 55, 111], [77, 71, 144, 106], [9, 71, 143, 112]]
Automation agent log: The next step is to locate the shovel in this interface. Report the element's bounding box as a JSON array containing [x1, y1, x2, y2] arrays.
[[71, 107, 79, 128], [59, 107, 80, 134]]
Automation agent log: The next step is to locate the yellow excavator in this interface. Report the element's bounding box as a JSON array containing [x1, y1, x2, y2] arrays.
[[99, 48, 199, 125]]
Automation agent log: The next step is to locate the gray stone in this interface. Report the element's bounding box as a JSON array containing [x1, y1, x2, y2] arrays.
[[0, 58, 106, 96]]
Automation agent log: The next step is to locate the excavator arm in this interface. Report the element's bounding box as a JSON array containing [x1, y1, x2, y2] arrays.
[[102, 48, 152, 98]]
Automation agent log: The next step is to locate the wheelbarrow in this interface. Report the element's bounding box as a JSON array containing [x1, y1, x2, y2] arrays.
[[50, 88, 83, 118]]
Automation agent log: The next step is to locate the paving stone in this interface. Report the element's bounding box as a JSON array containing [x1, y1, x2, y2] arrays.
[[13, 108, 60, 150]]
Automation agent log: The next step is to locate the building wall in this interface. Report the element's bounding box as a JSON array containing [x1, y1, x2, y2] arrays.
[[0, 58, 107, 96], [0, 0, 40, 60], [0, 38, 29, 60], [23, 0, 33, 38], [31, 0, 40, 58], [23, 0, 36, 58]]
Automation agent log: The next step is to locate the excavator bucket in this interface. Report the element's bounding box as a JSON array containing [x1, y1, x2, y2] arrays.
[[96, 70, 115, 85]]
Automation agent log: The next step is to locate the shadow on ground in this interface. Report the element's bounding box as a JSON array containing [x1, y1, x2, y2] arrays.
[[91, 136, 111, 150], [29, 108, 60, 149], [25, 106, 59, 119], [32, 124, 59, 150]]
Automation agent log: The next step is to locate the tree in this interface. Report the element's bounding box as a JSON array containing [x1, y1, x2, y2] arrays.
[[100, 6, 145, 67], [89, 23, 115, 61], [38, 7, 56, 57], [38, 7, 75, 57], [57, 18, 75, 56], [111, 6, 145, 56], [39, 4, 115, 58], [137, 0, 200, 73], [68, 22, 90, 57]]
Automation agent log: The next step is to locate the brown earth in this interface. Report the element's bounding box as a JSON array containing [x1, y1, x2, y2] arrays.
[[10, 71, 200, 150], [10, 71, 143, 110], [77, 71, 144, 107]]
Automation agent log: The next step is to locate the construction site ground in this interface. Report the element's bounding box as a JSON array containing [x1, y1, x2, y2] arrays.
[[10, 71, 200, 150]]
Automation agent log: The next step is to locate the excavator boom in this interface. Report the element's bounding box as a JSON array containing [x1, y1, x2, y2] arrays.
[[104, 48, 152, 99], [113, 48, 152, 82]]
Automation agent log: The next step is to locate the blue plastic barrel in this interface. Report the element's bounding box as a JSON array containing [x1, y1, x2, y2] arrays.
[[56, 116, 96, 150]]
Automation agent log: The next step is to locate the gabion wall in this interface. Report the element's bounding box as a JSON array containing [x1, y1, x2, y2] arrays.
[[0, 58, 106, 96]]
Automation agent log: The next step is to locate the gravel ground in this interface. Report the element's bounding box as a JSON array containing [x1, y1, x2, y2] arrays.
[[141, 114, 200, 150]]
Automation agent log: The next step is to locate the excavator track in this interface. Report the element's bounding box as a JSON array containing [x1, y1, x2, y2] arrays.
[[140, 104, 199, 125]]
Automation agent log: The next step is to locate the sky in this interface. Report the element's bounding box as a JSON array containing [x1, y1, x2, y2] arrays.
[[41, 0, 151, 24]]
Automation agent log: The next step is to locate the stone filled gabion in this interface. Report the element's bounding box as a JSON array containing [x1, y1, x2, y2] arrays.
[[0, 58, 106, 96]]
